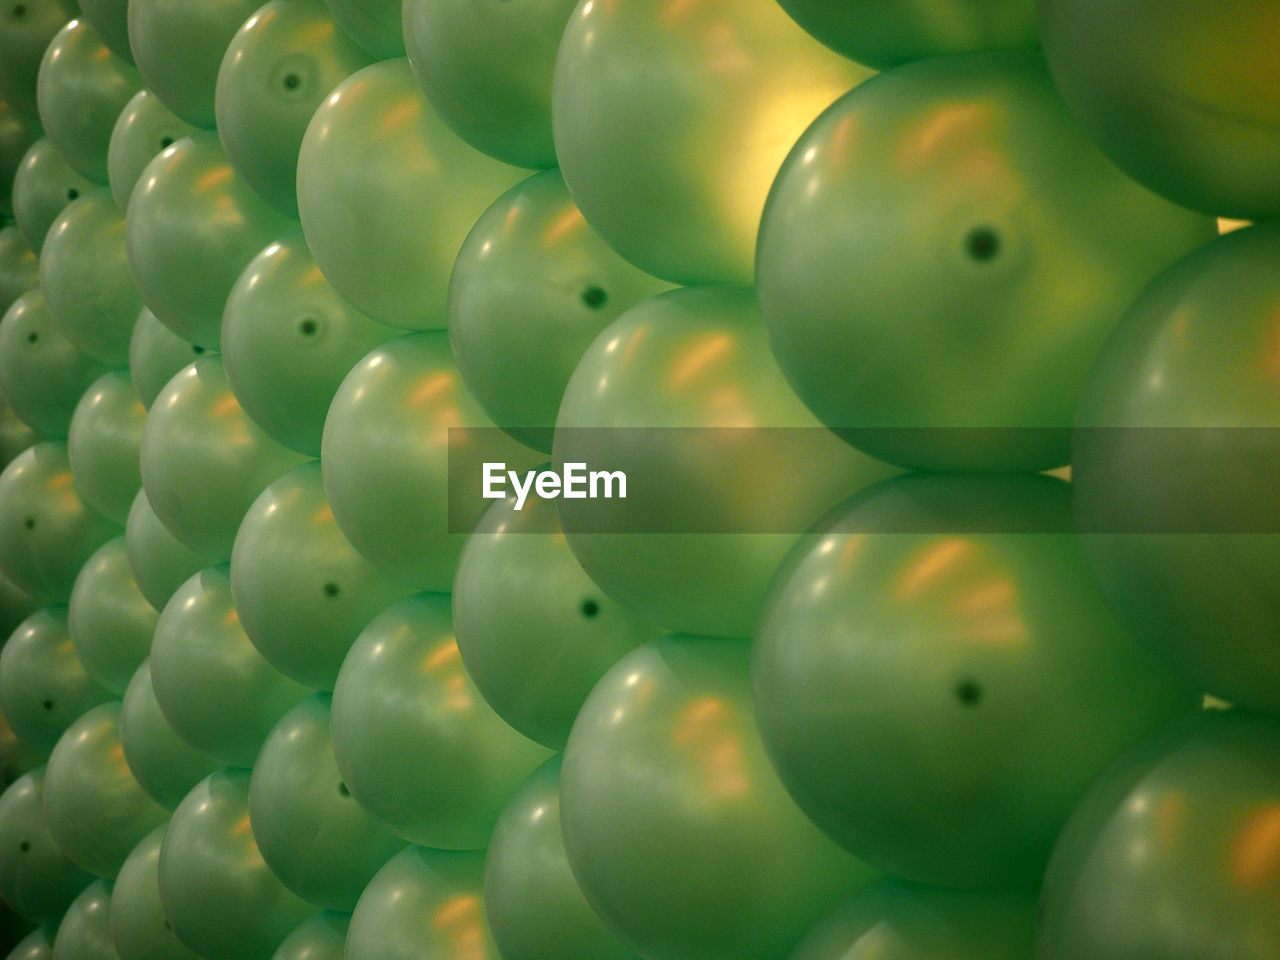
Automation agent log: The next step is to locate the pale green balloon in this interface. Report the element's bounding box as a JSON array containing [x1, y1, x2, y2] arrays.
[[0, 770, 92, 921], [139, 358, 307, 561], [159, 770, 313, 960], [36, 19, 140, 182], [0, 0, 74, 116], [231, 463, 412, 690], [320, 0, 400, 59], [109, 826, 203, 960], [121, 490, 205, 612], [127, 310, 211, 412], [249, 695, 405, 910], [50, 878, 119, 960], [67, 538, 154, 695], [77, 0, 129, 62], [0, 225, 38, 313], [7, 926, 56, 960], [11, 139, 96, 254], [296, 59, 526, 328], [321, 331, 539, 591], [221, 233, 397, 456], [346, 847, 498, 960], [0, 291, 110, 439], [486, 757, 641, 960], [0, 394, 40, 472], [450, 169, 672, 451], [330, 593, 553, 849], [67, 372, 145, 524], [118, 661, 217, 810], [562, 636, 877, 960], [0, 683, 43, 787], [150, 567, 309, 768], [0, 101, 40, 217], [106, 90, 197, 212], [271, 912, 347, 960]]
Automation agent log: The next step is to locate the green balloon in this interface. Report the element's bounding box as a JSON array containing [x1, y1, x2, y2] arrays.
[[7, 926, 56, 960], [109, 826, 202, 960], [125, 133, 294, 348], [0, 444, 119, 603], [221, 232, 397, 456], [35, 19, 140, 183], [106, 90, 197, 212], [756, 51, 1217, 472], [11, 139, 96, 254], [0, 0, 74, 116], [296, 59, 526, 329], [486, 757, 641, 960], [127, 310, 210, 412], [271, 912, 347, 960], [121, 490, 205, 612], [139, 358, 307, 561], [0, 770, 92, 921], [321, 331, 539, 591], [562, 636, 876, 960], [51, 878, 119, 960], [346, 847, 497, 960], [127, 0, 262, 128], [1040, 710, 1280, 960], [450, 169, 672, 451], [330, 593, 552, 849], [555, 285, 898, 638], [118, 661, 217, 810], [77, 0, 129, 61], [159, 770, 312, 960], [67, 539, 154, 696], [66, 372, 144, 525], [250, 695, 405, 910], [0, 395, 40, 473], [0, 291, 110, 439], [0, 101, 41, 217], [230, 463, 412, 690], [150, 567, 308, 768], [0, 226, 38, 313], [0, 691, 43, 789], [319, 0, 400, 60], [553, 0, 871, 285]]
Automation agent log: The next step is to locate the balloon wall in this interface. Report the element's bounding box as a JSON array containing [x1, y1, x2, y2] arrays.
[[0, 1, 1275, 959]]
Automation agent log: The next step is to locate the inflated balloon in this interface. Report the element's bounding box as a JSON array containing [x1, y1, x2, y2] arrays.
[[0, 770, 91, 921], [755, 51, 1217, 472], [66, 372, 145, 524], [321, 331, 539, 591], [330, 593, 552, 849], [67, 539, 154, 695], [553, 0, 871, 285], [0, 291, 110, 439], [319, 0, 400, 59], [454, 491, 659, 749], [555, 285, 898, 638], [150, 567, 309, 768], [140, 358, 307, 560], [231, 463, 412, 690], [11, 139, 96, 254], [127, 0, 262, 128], [296, 59, 526, 328], [221, 233, 397, 456], [127, 310, 210, 412], [562, 636, 876, 960], [250, 695, 405, 909], [0, 394, 39, 470], [486, 757, 640, 960], [159, 770, 313, 960], [8, 926, 55, 960], [77, 0, 130, 61], [125, 133, 294, 348], [0, 101, 40, 216], [109, 826, 202, 960], [0, 226, 38, 313], [118, 662, 217, 810], [0, 691, 42, 789], [121, 490, 205, 612], [0, 444, 119, 603], [1040, 710, 1280, 959], [0, 0, 73, 115], [50, 879, 118, 960], [272, 912, 347, 960], [35, 19, 141, 183], [346, 847, 497, 960], [450, 169, 671, 451], [106, 90, 197, 212]]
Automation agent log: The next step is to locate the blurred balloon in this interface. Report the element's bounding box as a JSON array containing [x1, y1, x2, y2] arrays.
[[320, 0, 399, 59], [67, 538, 154, 695], [109, 826, 203, 960], [0, 0, 73, 115], [121, 490, 205, 612], [159, 770, 313, 960], [77, 0, 129, 61], [0, 702, 42, 791], [296, 59, 526, 328], [50, 878, 118, 960], [0, 398, 39, 477], [11, 139, 95, 254], [0, 770, 91, 921], [106, 90, 197, 212], [66, 372, 145, 524], [271, 912, 347, 960], [0, 101, 40, 216], [330, 593, 552, 849], [127, 310, 210, 412], [221, 233, 397, 456], [7, 926, 55, 960], [0, 226, 38, 312], [756, 51, 1217, 472], [118, 661, 217, 810], [125, 133, 294, 348]]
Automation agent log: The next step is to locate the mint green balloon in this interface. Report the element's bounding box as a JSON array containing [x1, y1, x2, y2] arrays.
[[67, 372, 144, 524], [0, 0, 74, 116], [330, 593, 552, 849], [118, 662, 217, 810], [486, 757, 641, 960], [553, 0, 872, 285], [346, 847, 497, 960], [321, 332, 539, 591], [562, 636, 877, 960], [250, 695, 405, 910], [0, 444, 119, 603], [127, 310, 211, 412], [221, 233, 397, 456], [7, 926, 55, 960], [0, 226, 38, 312], [0, 101, 40, 216], [271, 912, 347, 960], [150, 567, 309, 768], [296, 59, 526, 329], [125, 133, 294, 348], [106, 90, 197, 212], [36, 20, 140, 183], [0, 770, 91, 921], [67, 539, 154, 695], [450, 169, 672, 451], [51, 878, 118, 960], [139, 358, 307, 561], [454, 491, 659, 749], [159, 770, 312, 960], [11, 139, 95, 254], [230, 463, 412, 690], [109, 826, 202, 960], [121, 490, 205, 612], [77, 0, 129, 62], [215, 0, 371, 215], [0, 291, 109, 439], [320, 0, 400, 59]]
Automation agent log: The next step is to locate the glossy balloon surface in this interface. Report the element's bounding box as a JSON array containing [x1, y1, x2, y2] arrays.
[[320, 0, 400, 59], [11, 139, 96, 254], [106, 90, 197, 212], [118, 661, 217, 809], [0, 0, 73, 115], [271, 912, 347, 960], [67, 372, 145, 524], [122, 489, 206, 612], [0, 226, 38, 313], [7, 926, 56, 960], [330, 593, 552, 848], [296, 59, 526, 328], [50, 878, 118, 960], [127, 310, 211, 412], [0, 770, 92, 921], [77, 0, 130, 62], [67, 538, 155, 694], [109, 826, 203, 960], [0, 101, 40, 216], [0, 570, 38, 651]]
